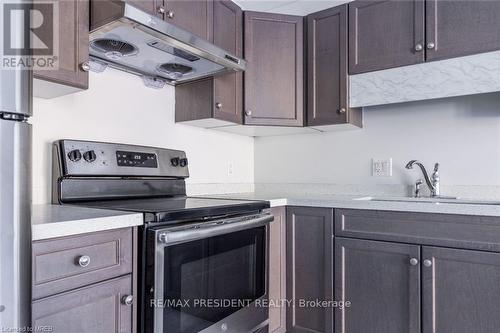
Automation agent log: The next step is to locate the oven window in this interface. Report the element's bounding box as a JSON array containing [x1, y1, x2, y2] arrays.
[[162, 226, 266, 333]]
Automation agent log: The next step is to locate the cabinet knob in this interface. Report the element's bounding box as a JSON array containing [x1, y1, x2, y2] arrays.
[[166, 10, 175, 19], [80, 62, 90, 72], [157, 6, 165, 14], [215, 102, 222, 109], [77, 255, 91, 268], [121, 295, 134, 306], [427, 42, 435, 50], [245, 110, 252, 116], [414, 43, 423, 52], [409, 258, 419, 266], [338, 108, 346, 114], [423, 259, 433, 267]]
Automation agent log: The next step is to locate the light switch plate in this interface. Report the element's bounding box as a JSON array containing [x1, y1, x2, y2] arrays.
[[372, 158, 392, 177]]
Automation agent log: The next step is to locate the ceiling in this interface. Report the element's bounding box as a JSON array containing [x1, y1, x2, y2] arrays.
[[232, 0, 352, 16]]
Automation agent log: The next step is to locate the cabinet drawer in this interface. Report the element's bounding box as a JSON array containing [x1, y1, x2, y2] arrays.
[[32, 275, 133, 333], [335, 209, 500, 252], [33, 228, 133, 299]]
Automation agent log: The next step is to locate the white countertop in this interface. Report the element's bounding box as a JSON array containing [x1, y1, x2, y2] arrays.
[[32, 205, 143, 241], [201, 192, 500, 217]]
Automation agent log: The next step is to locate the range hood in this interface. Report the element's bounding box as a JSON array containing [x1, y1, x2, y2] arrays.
[[89, 1, 246, 86]]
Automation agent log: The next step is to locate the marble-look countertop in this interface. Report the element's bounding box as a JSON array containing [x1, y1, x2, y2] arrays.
[[32, 205, 143, 241], [200, 192, 500, 217]]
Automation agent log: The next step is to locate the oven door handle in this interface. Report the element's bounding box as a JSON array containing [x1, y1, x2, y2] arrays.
[[156, 213, 273, 245]]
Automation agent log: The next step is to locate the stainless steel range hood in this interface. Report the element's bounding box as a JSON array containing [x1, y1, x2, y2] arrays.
[[89, 1, 246, 86]]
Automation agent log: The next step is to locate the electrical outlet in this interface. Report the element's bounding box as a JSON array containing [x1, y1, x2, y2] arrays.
[[372, 158, 392, 177], [228, 162, 234, 176]]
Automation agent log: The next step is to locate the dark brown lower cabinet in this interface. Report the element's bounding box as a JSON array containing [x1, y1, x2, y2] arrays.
[[268, 207, 286, 333], [32, 275, 133, 333], [286, 207, 334, 333], [335, 237, 421, 333], [422, 246, 500, 333]]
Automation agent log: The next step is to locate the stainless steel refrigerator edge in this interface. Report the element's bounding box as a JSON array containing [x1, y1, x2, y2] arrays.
[[0, 0, 33, 330]]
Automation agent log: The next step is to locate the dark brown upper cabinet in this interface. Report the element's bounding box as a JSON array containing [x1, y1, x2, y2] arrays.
[[425, 0, 500, 62], [33, 0, 89, 98], [348, 0, 425, 74], [307, 5, 361, 128], [175, 0, 243, 126], [244, 12, 304, 127], [163, 0, 214, 40]]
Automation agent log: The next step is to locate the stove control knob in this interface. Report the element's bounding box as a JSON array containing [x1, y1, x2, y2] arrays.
[[83, 150, 97, 163], [179, 158, 188, 167], [68, 149, 82, 162], [171, 157, 180, 167]]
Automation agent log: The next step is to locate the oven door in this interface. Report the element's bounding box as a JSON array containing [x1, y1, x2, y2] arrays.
[[149, 213, 273, 333]]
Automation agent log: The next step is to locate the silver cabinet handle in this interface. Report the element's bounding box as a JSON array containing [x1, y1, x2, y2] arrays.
[[409, 258, 419, 266], [80, 62, 90, 72], [427, 42, 435, 50], [121, 295, 134, 306], [166, 10, 175, 19], [338, 108, 346, 114], [77, 255, 91, 267], [423, 259, 432, 267], [157, 6, 165, 14], [245, 110, 252, 116], [414, 43, 423, 52], [215, 102, 222, 109]]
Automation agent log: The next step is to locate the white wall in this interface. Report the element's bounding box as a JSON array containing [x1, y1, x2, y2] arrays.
[[254, 92, 500, 189], [32, 69, 254, 204]]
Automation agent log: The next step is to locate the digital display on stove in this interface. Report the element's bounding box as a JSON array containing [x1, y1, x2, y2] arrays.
[[116, 151, 158, 168]]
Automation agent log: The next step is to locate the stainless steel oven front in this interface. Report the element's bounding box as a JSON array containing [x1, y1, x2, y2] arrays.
[[146, 213, 273, 333]]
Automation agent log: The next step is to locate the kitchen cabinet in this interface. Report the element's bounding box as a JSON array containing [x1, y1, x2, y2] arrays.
[[32, 275, 134, 333], [244, 12, 304, 127], [268, 207, 286, 333], [348, 0, 425, 74], [286, 207, 333, 333], [307, 5, 361, 129], [33, 0, 89, 98], [335, 237, 421, 333], [163, 0, 214, 40], [422, 246, 500, 333], [425, 0, 500, 62], [349, 0, 500, 75], [31, 228, 137, 332], [175, 0, 243, 126]]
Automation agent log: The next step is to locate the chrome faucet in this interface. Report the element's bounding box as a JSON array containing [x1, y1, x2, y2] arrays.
[[405, 160, 440, 197]]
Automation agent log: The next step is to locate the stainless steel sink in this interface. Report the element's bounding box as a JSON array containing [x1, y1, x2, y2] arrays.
[[354, 196, 500, 205]]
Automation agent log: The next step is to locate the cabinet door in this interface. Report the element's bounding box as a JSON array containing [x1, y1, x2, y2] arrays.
[[335, 238, 421, 333], [32, 275, 133, 333], [127, 0, 162, 16], [426, 0, 500, 62], [34, 0, 89, 89], [348, 0, 425, 74], [422, 246, 500, 333], [164, 0, 213, 40], [268, 207, 286, 333], [212, 0, 243, 124], [286, 207, 334, 333], [244, 12, 304, 126], [307, 5, 348, 126]]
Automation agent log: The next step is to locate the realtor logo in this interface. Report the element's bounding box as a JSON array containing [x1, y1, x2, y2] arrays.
[[1, 0, 59, 69]]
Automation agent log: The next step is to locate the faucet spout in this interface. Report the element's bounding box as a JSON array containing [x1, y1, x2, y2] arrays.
[[406, 160, 439, 197]]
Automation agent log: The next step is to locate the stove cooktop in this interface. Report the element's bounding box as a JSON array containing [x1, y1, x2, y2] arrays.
[[74, 196, 270, 223]]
